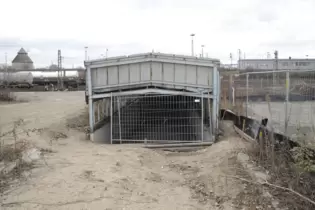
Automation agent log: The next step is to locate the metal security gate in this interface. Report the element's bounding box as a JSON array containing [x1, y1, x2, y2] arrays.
[[111, 94, 204, 144]]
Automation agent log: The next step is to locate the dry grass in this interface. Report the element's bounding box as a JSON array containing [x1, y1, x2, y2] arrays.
[[248, 139, 315, 210], [0, 119, 37, 194], [220, 79, 315, 210]]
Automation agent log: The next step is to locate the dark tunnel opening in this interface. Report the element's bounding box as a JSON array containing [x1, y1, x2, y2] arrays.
[[111, 95, 206, 143]]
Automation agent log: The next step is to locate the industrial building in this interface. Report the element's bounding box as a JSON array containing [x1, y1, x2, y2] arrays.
[[238, 58, 315, 70], [12, 48, 34, 70], [84, 52, 221, 144]]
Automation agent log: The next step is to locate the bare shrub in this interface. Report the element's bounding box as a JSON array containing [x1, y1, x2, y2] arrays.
[[0, 119, 36, 193], [0, 89, 16, 102]]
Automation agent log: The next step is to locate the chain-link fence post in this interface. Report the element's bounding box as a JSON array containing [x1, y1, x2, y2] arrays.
[[110, 93, 113, 144], [117, 96, 122, 144], [87, 66, 94, 133], [201, 94, 204, 142], [246, 73, 249, 117], [212, 66, 218, 137], [229, 74, 233, 105], [97, 102, 100, 122], [285, 70, 290, 135]]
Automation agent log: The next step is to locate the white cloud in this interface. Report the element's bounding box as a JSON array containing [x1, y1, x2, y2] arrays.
[[0, 0, 314, 67]]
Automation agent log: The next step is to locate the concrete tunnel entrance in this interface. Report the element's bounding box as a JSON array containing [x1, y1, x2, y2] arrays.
[[109, 94, 212, 144]]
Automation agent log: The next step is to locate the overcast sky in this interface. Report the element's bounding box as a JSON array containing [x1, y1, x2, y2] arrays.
[[0, 0, 314, 68]]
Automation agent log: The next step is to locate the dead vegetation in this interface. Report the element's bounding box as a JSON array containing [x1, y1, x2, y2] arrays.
[[0, 90, 28, 103], [0, 119, 41, 194], [240, 98, 315, 209], [0, 90, 16, 102], [66, 107, 89, 133], [221, 81, 315, 209]]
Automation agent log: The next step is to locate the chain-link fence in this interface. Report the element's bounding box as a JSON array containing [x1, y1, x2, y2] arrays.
[[232, 70, 315, 145], [111, 94, 206, 144]]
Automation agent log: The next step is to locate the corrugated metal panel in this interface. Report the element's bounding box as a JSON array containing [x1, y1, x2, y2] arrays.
[[130, 63, 140, 82], [197, 66, 209, 86], [208, 69, 213, 86], [140, 62, 150, 81], [108, 66, 118, 85], [186, 65, 197, 84], [174, 64, 186, 83], [152, 62, 162, 81], [118, 65, 129, 84], [88, 55, 216, 92], [91, 67, 107, 87], [163, 63, 174, 82]]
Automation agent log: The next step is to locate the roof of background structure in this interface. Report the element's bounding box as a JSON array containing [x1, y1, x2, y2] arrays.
[[85, 52, 220, 68], [240, 58, 315, 62], [12, 48, 33, 64]]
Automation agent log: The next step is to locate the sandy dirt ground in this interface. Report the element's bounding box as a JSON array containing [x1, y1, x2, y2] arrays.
[[0, 92, 276, 210]]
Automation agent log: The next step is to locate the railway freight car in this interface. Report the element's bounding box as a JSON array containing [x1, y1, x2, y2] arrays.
[[31, 70, 85, 88], [0, 72, 33, 88]]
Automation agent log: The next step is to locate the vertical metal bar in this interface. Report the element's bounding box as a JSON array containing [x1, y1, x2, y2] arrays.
[[212, 66, 218, 137], [229, 74, 233, 104], [207, 89, 212, 141], [201, 94, 204, 142], [117, 97, 122, 144], [110, 93, 113, 144], [87, 66, 94, 133], [97, 102, 100, 122], [246, 73, 249, 117], [285, 71, 290, 135], [217, 73, 221, 131]]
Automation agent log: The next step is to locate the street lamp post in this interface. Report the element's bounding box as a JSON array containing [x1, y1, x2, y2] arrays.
[[201, 45, 205, 58], [84, 47, 88, 61], [190, 34, 195, 56]]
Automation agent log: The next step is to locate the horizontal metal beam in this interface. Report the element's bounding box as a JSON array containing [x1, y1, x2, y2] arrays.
[[93, 80, 213, 90], [91, 88, 213, 99], [143, 142, 213, 148], [85, 52, 218, 68], [87, 58, 215, 69]]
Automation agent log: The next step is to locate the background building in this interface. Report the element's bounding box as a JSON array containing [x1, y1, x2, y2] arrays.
[[12, 48, 34, 70], [238, 58, 315, 71]]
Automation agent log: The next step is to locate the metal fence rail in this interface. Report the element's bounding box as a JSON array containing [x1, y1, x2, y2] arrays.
[[111, 94, 204, 144], [231, 69, 315, 145]]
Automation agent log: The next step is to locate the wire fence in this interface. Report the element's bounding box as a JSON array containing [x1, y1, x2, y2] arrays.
[[111, 94, 206, 144], [229, 70, 315, 145]]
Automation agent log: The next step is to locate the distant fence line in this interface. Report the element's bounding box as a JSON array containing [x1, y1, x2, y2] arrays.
[[221, 69, 315, 144]]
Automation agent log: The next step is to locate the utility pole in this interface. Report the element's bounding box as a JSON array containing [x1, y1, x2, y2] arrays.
[[273, 50, 278, 94], [238, 49, 241, 69], [190, 34, 195, 56], [274, 50, 278, 70], [4, 52, 7, 86], [58, 49, 63, 90], [230, 53, 233, 69]]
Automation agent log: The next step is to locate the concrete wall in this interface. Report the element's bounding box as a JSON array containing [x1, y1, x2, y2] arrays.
[[91, 121, 111, 143]]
